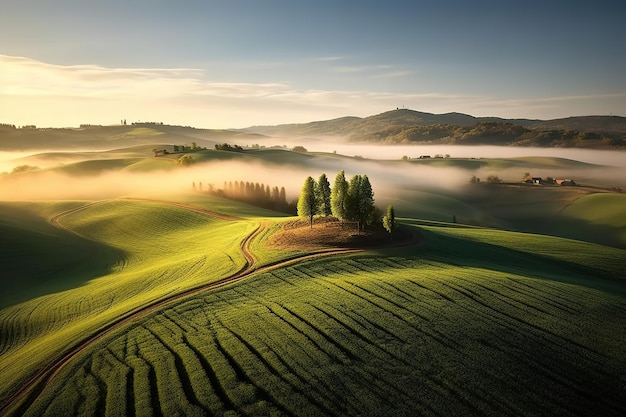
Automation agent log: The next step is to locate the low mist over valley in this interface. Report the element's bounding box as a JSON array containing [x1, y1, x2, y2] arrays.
[[2, 111, 625, 249]]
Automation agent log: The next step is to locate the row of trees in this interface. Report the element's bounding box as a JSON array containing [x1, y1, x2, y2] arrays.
[[208, 180, 292, 212], [297, 171, 377, 233], [215, 143, 244, 152]]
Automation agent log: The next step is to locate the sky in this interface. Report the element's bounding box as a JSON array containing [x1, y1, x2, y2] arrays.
[[1, 0, 625, 129]]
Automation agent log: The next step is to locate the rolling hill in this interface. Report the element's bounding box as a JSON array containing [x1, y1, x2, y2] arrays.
[[3, 110, 626, 152], [2, 114, 626, 416], [241, 109, 626, 148], [0, 123, 266, 151], [1, 196, 625, 417]]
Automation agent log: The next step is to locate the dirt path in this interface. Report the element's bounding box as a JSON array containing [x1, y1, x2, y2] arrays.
[[0, 200, 371, 417], [48, 200, 107, 237]]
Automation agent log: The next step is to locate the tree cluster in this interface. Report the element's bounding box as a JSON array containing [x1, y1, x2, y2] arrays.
[[298, 171, 376, 232], [173, 142, 203, 152], [9, 165, 40, 174], [215, 143, 244, 152]]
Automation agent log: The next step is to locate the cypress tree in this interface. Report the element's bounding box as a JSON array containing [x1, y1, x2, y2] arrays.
[[297, 176, 317, 228], [345, 174, 375, 233], [316, 173, 332, 216], [382, 205, 396, 236], [331, 170, 348, 220]]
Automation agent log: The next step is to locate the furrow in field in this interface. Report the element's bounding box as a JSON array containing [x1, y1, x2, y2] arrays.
[[182, 332, 233, 415], [318, 278, 464, 353], [299, 303, 425, 408], [473, 335, 616, 416], [209, 315, 292, 416], [98, 349, 132, 417], [379, 280, 455, 321], [85, 359, 107, 417], [132, 333, 164, 417], [427, 278, 623, 414], [271, 300, 361, 363], [499, 278, 581, 314], [310, 302, 409, 365], [142, 326, 206, 416], [460, 275, 555, 316], [213, 315, 325, 417], [125, 340, 155, 417], [150, 313, 225, 414], [220, 307, 346, 416], [446, 277, 610, 361], [348, 280, 437, 325]]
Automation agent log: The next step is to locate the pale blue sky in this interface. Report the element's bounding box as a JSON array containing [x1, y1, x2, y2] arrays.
[[1, 0, 625, 128]]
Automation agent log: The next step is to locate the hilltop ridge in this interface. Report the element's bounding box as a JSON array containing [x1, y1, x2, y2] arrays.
[[2, 109, 625, 150], [241, 109, 626, 148]]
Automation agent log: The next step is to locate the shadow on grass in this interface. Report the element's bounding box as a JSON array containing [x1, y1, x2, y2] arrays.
[[371, 224, 626, 297], [0, 223, 127, 309]]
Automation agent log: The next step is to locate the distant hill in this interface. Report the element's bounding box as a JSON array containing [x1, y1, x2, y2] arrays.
[[528, 115, 626, 132], [0, 123, 265, 151], [241, 109, 626, 148], [243, 109, 540, 136], [3, 110, 626, 150]]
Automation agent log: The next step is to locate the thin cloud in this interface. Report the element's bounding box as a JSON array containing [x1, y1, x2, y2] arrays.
[[374, 70, 414, 78], [3, 54, 623, 128], [332, 66, 371, 74], [307, 56, 346, 62]]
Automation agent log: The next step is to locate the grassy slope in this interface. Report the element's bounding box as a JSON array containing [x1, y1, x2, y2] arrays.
[[20, 222, 626, 417], [0, 201, 125, 309], [456, 184, 626, 248], [0, 198, 258, 398], [0, 125, 264, 151], [5, 148, 624, 248], [558, 193, 626, 246]]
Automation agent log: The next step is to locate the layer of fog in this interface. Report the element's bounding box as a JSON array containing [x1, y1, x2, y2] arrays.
[[2, 145, 625, 206], [237, 133, 626, 167], [302, 143, 626, 167], [0, 156, 473, 205]]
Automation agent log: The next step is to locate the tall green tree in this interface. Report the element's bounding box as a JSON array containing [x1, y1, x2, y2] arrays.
[[297, 176, 317, 228], [382, 205, 396, 236], [331, 170, 348, 220], [345, 174, 375, 233], [316, 173, 332, 216]]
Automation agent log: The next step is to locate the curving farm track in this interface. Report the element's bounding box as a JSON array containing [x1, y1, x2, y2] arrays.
[[0, 199, 366, 417]]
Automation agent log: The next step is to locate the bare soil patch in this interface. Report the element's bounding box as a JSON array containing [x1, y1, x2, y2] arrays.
[[269, 217, 414, 250]]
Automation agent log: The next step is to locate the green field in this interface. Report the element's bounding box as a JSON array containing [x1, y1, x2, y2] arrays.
[[2, 145, 626, 416], [10, 221, 626, 417], [0, 197, 266, 402]]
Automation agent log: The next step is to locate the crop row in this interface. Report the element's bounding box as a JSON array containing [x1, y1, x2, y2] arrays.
[[21, 252, 626, 417]]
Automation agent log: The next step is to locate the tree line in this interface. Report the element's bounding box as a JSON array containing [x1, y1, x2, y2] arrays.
[[198, 180, 293, 213]]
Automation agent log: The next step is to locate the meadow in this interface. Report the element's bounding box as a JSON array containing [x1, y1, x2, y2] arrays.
[[1, 143, 626, 416], [11, 221, 626, 417], [0, 197, 273, 406]]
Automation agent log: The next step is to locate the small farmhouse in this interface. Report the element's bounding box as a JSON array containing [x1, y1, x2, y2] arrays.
[[524, 177, 544, 185]]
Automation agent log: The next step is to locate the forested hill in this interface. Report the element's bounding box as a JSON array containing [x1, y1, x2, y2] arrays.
[[3, 110, 626, 150], [242, 109, 626, 148]]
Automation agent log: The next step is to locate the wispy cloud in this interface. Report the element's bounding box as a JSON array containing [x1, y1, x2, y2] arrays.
[[373, 70, 414, 78], [2, 54, 623, 128], [307, 56, 346, 62]]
